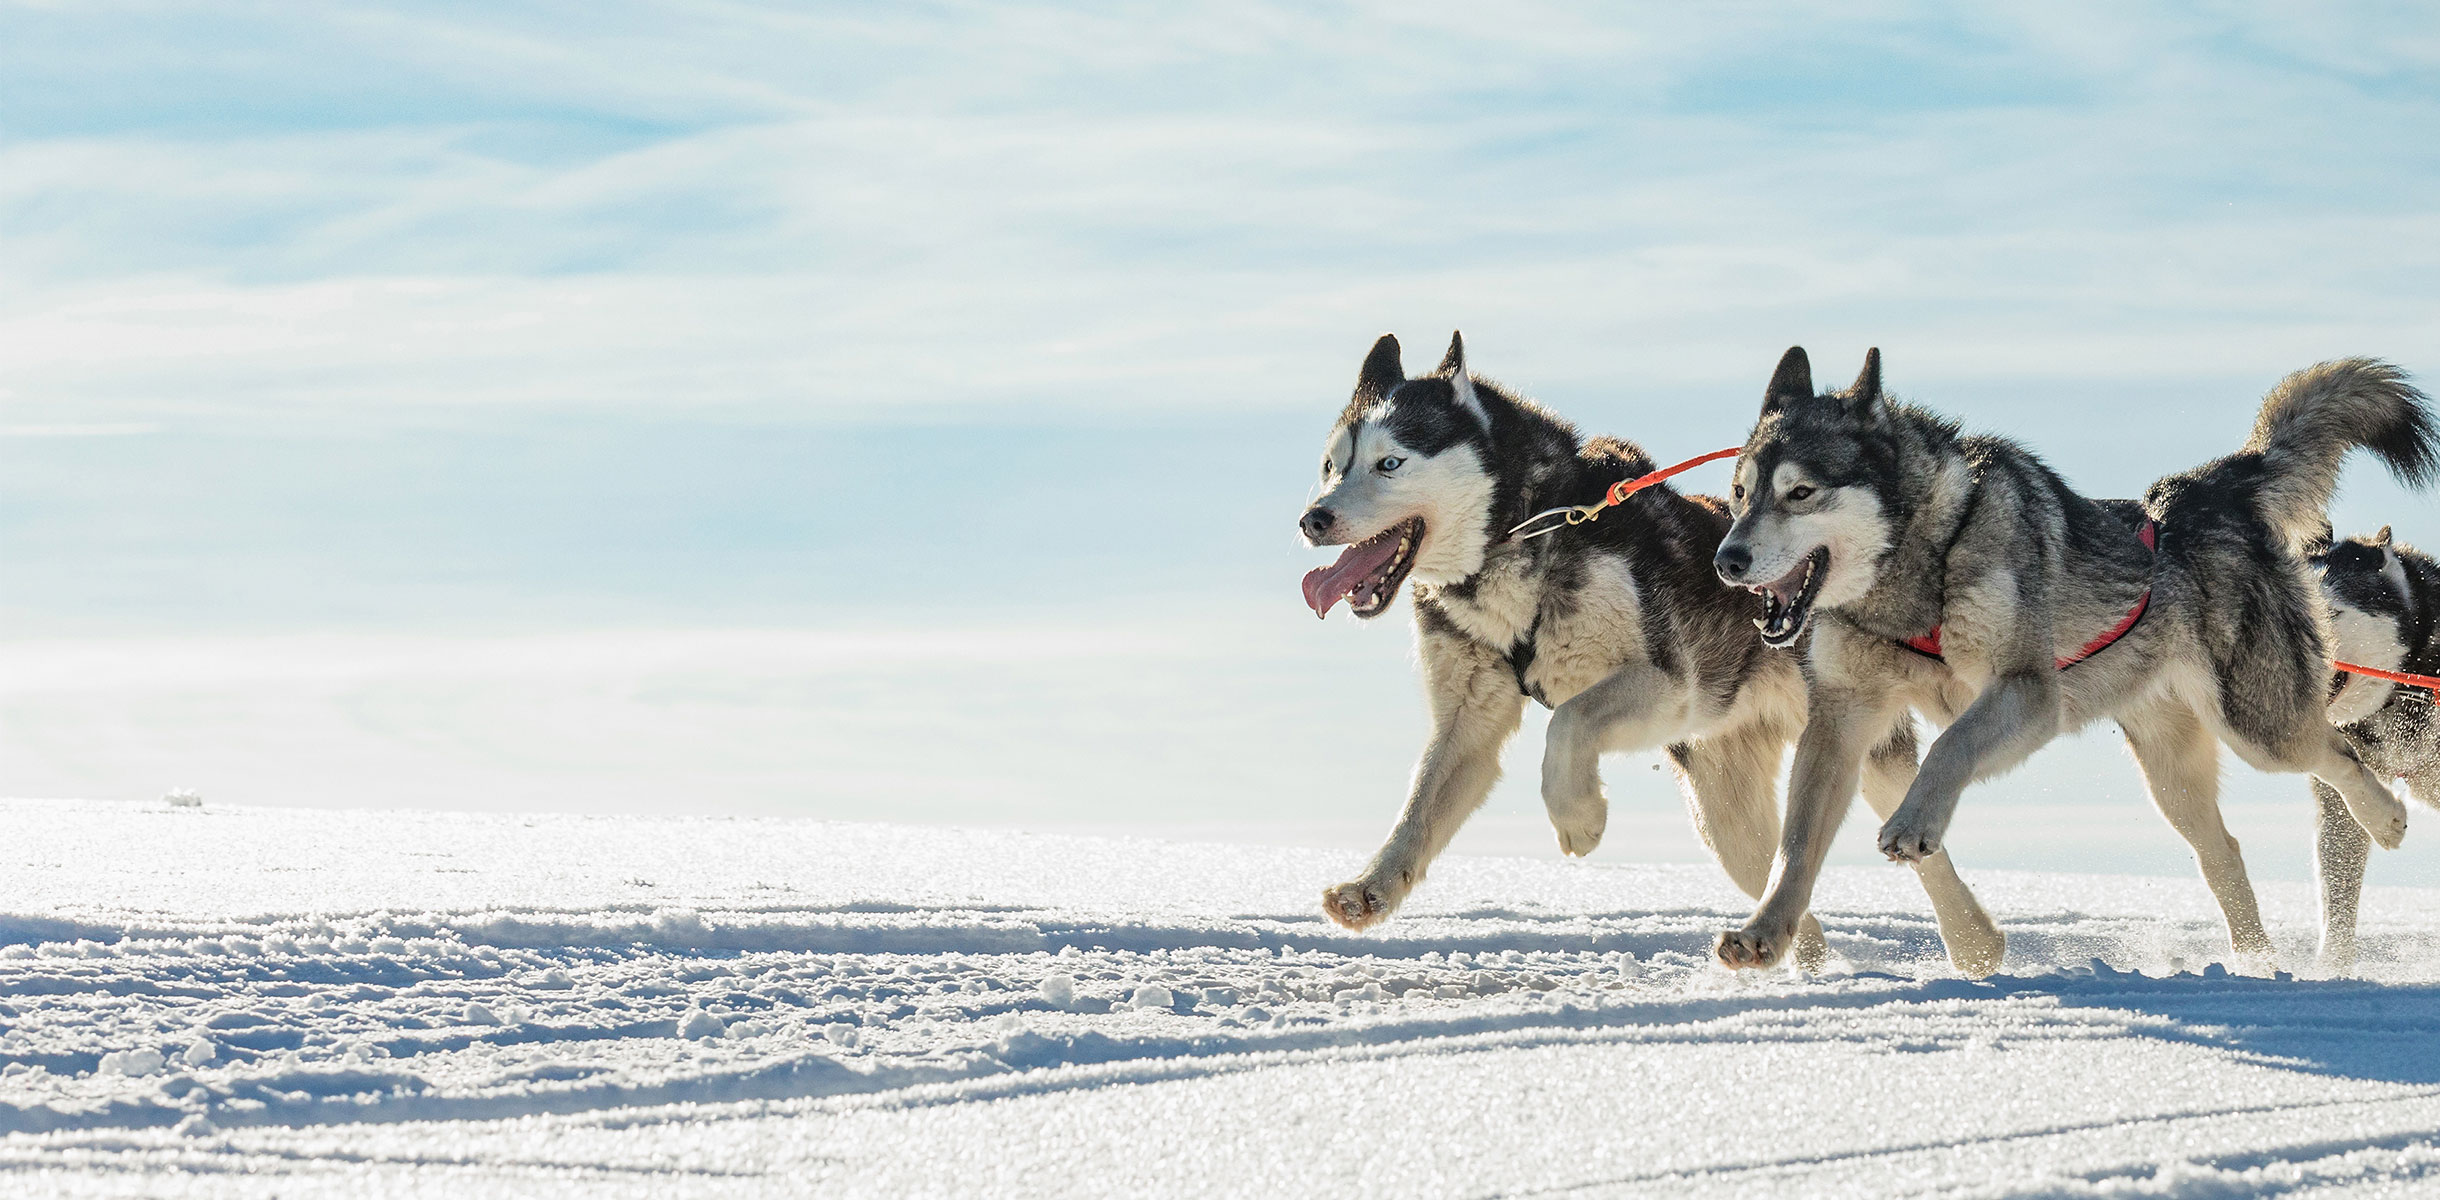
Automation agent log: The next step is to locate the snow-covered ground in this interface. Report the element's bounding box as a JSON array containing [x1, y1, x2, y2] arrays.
[[8, 797, 2440, 1197]]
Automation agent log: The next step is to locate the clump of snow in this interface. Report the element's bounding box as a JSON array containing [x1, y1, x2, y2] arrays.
[[1128, 983, 1173, 1011], [163, 788, 202, 808], [98, 1048, 165, 1077], [653, 908, 710, 939], [181, 1037, 218, 1067], [1038, 973, 1077, 1008], [677, 1006, 724, 1040], [463, 1002, 500, 1026]]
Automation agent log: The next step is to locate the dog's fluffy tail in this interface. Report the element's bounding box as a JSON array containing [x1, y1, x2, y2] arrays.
[[2242, 358, 2437, 548]]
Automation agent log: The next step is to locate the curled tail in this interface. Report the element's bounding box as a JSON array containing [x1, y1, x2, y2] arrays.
[[2243, 359, 2437, 548]]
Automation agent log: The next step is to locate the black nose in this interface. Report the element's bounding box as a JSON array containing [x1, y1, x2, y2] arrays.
[[1714, 543, 1752, 582], [1300, 508, 1336, 541]]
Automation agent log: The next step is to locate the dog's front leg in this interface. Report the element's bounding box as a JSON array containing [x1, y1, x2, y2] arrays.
[[1540, 663, 1686, 856], [1877, 670, 2060, 861], [1716, 683, 1892, 970], [1323, 636, 1525, 930]]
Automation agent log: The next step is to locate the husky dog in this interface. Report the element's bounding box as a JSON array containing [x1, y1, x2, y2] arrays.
[[1298, 332, 2006, 975], [2309, 525, 2440, 972], [1710, 348, 2438, 972]]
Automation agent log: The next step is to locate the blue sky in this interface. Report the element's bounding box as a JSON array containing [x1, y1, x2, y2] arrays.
[[4, 4, 2439, 879]]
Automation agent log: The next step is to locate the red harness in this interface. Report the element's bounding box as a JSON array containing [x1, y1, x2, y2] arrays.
[[1899, 521, 2158, 669], [2335, 661, 2440, 693]]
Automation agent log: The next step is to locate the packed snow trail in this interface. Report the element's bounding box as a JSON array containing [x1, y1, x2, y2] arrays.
[[7, 798, 2440, 1196]]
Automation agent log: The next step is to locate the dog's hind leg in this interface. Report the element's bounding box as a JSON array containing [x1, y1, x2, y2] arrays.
[[1324, 636, 1526, 930], [2313, 778, 2370, 976], [1858, 718, 2006, 978], [2121, 700, 2276, 971], [1672, 727, 1827, 972], [1541, 663, 1693, 856], [2306, 755, 2431, 976]]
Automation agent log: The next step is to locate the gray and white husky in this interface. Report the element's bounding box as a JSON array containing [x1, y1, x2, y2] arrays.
[[2310, 525, 2440, 972], [1711, 348, 2437, 973], [1298, 332, 2005, 975]]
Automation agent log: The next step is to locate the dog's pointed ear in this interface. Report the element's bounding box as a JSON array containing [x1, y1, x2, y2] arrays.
[[1843, 347, 1885, 421], [2374, 525, 2395, 548], [1762, 346, 1813, 413], [1354, 334, 1403, 404], [1439, 330, 1490, 431]]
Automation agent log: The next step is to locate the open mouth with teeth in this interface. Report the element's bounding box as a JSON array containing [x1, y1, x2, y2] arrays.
[[1303, 517, 1425, 619], [1750, 546, 1830, 648]]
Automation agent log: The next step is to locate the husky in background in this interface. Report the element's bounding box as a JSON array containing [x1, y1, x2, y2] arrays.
[[1298, 332, 2005, 975], [2310, 525, 2440, 972], [1710, 348, 2437, 973]]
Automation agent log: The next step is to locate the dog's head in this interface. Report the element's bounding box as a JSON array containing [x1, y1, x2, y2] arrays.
[[2313, 525, 2420, 722], [1298, 332, 1500, 619], [1712, 347, 1902, 648]]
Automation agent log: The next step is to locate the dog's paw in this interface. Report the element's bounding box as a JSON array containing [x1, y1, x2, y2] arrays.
[[1321, 879, 1402, 930], [1549, 802, 1606, 858], [1553, 813, 1605, 857], [2351, 790, 2407, 851], [1942, 922, 2007, 980], [1714, 926, 1789, 971], [1877, 813, 1943, 862], [2314, 940, 2360, 980], [1542, 785, 1608, 858]]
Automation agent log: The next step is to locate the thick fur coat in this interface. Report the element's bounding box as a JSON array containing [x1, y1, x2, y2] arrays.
[[1710, 349, 2436, 973], [1299, 333, 2003, 975]]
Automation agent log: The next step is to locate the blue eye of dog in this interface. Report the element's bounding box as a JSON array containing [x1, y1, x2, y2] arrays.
[[1378, 456, 1403, 472], [1786, 485, 1815, 502]]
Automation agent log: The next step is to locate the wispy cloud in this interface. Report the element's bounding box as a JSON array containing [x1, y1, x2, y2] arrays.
[[2, 3, 2435, 425]]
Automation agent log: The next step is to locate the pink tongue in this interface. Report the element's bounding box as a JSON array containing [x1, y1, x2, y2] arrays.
[[1302, 534, 1404, 618]]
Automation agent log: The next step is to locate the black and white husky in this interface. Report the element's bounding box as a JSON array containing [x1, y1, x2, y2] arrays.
[[1711, 348, 2437, 973], [2311, 525, 2440, 972], [1298, 332, 2005, 975]]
